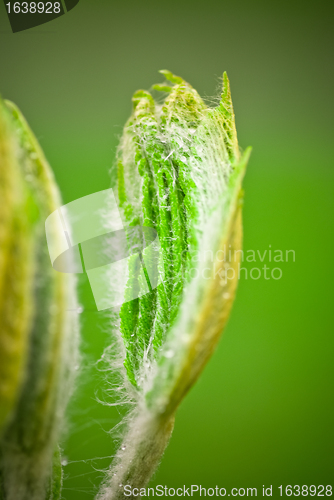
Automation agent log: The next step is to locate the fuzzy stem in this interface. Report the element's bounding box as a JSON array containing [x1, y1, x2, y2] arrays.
[[97, 411, 175, 500]]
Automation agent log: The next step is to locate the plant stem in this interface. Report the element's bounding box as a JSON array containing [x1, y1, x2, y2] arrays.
[[97, 410, 175, 500]]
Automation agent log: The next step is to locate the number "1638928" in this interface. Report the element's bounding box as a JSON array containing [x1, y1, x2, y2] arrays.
[[5, 2, 61, 14]]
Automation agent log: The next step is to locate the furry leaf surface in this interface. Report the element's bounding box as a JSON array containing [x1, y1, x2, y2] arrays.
[[97, 71, 251, 499]]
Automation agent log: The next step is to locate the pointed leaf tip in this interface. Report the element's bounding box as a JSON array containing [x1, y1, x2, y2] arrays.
[[219, 71, 234, 119], [222, 72, 231, 98]]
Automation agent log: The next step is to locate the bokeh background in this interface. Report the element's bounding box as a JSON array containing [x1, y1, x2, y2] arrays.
[[0, 0, 333, 498]]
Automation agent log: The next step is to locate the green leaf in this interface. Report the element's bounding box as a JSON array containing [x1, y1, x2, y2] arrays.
[[97, 71, 251, 499], [0, 99, 79, 500], [0, 99, 35, 439]]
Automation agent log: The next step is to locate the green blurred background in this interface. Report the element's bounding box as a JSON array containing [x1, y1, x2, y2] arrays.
[[0, 0, 333, 498]]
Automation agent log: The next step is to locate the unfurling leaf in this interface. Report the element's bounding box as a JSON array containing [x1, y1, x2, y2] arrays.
[[97, 71, 251, 499]]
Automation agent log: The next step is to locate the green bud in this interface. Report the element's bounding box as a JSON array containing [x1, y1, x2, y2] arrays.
[[0, 99, 79, 500], [97, 71, 251, 499]]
